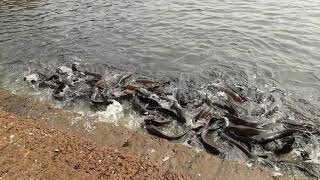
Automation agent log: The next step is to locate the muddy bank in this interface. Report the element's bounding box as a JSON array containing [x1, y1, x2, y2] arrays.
[[0, 90, 291, 179], [0, 112, 185, 179]]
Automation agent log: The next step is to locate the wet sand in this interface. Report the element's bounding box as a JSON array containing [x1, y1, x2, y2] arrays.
[[0, 90, 292, 179]]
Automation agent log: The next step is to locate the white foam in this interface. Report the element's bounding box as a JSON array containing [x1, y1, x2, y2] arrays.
[[217, 91, 227, 100], [246, 162, 253, 168], [95, 100, 124, 126], [305, 143, 320, 164], [58, 66, 73, 75], [125, 112, 143, 129], [272, 172, 283, 177], [24, 74, 40, 83]]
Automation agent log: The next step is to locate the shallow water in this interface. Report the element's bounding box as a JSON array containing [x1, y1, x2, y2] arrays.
[[0, 0, 320, 96]]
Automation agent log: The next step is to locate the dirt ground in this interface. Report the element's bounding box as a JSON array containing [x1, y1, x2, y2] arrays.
[[0, 112, 186, 179], [0, 90, 293, 180]]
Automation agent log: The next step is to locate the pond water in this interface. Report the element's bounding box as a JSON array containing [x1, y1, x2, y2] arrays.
[[0, 0, 320, 96]]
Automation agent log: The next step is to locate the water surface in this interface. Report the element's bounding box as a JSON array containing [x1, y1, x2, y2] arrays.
[[1, 0, 320, 96]]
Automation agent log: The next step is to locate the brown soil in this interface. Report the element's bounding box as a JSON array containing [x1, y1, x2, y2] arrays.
[[0, 112, 185, 179], [0, 90, 293, 180]]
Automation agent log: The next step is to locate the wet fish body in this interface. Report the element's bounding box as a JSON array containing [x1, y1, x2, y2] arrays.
[[145, 124, 187, 141]]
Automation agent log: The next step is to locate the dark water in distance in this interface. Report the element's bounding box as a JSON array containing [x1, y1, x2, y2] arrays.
[[0, 0, 320, 97]]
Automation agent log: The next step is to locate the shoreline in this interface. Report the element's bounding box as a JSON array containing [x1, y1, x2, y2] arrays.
[[0, 112, 185, 179], [0, 89, 290, 179]]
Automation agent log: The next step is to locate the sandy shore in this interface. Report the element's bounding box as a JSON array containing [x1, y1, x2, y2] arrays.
[[0, 112, 186, 179], [0, 90, 292, 179]]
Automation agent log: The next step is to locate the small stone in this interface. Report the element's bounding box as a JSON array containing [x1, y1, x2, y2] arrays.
[[162, 155, 170, 162], [9, 135, 15, 143]]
